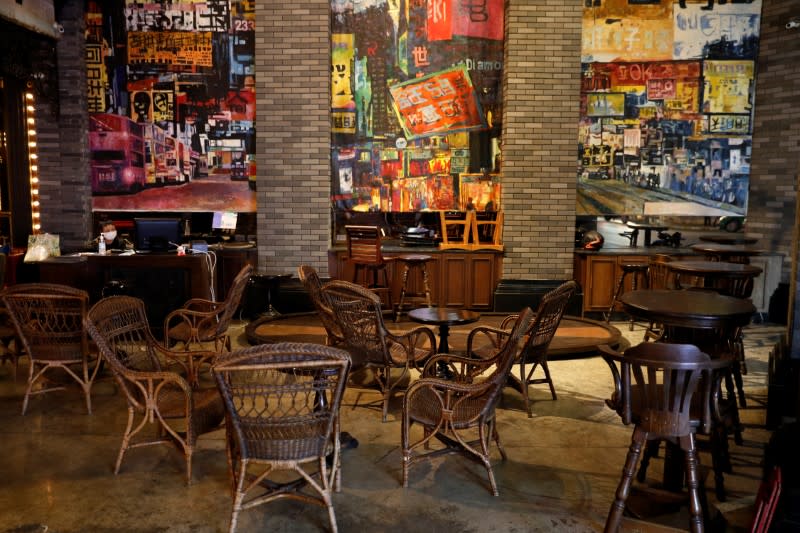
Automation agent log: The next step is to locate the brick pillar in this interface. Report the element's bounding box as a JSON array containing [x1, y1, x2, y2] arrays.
[[254, 2, 332, 275], [501, 0, 582, 280]]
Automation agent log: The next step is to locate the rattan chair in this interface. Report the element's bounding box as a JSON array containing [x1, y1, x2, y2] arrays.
[[599, 342, 732, 532], [2, 283, 99, 415], [467, 280, 578, 417], [0, 252, 22, 378], [85, 295, 224, 484], [164, 263, 254, 353], [401, 307, 535, 496], [212, 342, 351, 533], [322, 280, 436, 422], [298, 265, 345, 346]]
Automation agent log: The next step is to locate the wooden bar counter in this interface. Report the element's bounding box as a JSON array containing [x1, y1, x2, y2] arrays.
[[328, 243, 503, 310]]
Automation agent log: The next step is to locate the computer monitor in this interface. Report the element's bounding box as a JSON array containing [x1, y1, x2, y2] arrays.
[[134, 218, 181, 252], [212, 211, 238, 231]]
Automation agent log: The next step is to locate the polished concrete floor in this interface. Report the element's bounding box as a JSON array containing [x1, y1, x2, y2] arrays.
[[0, 315, 783, 533]]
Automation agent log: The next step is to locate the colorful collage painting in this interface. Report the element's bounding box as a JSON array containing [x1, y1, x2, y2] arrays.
[[331, 0, 504, 213], [85, 0, 256, 213], [578, 0, 761, 218]]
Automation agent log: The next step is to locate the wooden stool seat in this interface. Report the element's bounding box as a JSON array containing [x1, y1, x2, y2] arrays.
[[394, 254, 433, 322], [605, 263, 648, 328]]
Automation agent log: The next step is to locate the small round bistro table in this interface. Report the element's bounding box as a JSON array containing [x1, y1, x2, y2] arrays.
[[667, 260, 762, 296], [689, 243, 765, 264], [408, 307, 480, 354]]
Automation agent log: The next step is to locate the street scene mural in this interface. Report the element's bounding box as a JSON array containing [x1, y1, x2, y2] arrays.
[[85, 0, 256, 213], [578, 0, 761, 218], [331, 0, 504, 213]]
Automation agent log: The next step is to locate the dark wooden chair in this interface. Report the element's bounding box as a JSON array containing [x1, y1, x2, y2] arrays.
[[599, 342, 733, 532], [643, 254, 676, 341], [322, 280, 436, 422], [212, 342, 351, 533], [401, 308, 535, 496], [85, 295, 224, 484], [2, 283, 99, 415], [164, 263, 254, 353], [298, 264, 345, 346], [467, 280, 578, 417], [344, 225, 394, 311]]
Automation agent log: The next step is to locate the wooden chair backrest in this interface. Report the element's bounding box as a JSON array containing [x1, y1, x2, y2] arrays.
[[345, 225, 384, 265]]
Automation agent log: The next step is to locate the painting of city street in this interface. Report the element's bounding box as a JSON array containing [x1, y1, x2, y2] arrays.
[[578, 0, 761, 218], [85, 1, 256, 213]]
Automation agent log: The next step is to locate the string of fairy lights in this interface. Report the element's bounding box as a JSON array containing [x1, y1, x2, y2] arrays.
[[24, 91, 41, 233]]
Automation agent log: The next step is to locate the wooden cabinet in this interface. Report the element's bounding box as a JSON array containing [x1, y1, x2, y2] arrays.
[[328, 248, 502, 310], [574, 253, 648, 315]]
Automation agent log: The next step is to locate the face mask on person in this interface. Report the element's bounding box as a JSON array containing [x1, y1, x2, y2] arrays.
[[103, 231, 117, 242]]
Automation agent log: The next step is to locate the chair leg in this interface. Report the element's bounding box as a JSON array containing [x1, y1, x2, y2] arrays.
[[605, 428, 646, 533], [681, 435, 705, 533], [395, 264, 411, 323], [637, 439, 661, 482], [540, 360, 557, 401]]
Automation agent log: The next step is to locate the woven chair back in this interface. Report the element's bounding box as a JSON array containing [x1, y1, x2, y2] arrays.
[[519, 280, 578, 364], [298, 265, 344, 345], [321, 280, 389, 367], [213, 263, 254, 338], [212, 342, 351, 461], [85, 296, 165, 405], [2, 283, 89, 364]]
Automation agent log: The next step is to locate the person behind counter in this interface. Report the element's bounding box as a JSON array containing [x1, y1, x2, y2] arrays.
[[99, 221, 122, 250]]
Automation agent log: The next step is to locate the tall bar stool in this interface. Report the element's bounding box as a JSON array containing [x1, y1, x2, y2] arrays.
[[345, 225, 394, 311], [393, 254, 433, 322], [605, 262, 648, 329]]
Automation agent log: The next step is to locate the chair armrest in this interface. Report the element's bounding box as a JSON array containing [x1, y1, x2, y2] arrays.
[[180, 298, 220, 312], [117, 366, 194, 415], [466, 325, 509, 361], [385, 326, 437, 366], [163, 305, 223, 345], [421, 353, 495, 381], [151, 342, 217, 387], [598, 344, 631, 424]]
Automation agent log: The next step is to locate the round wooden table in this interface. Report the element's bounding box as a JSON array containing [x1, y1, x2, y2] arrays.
[[667, 260, 762, 295], [699, 234, 758, 245], [618, 289, 755, 331], [408, 307, 480, 354], [689, 243, 764, 264]]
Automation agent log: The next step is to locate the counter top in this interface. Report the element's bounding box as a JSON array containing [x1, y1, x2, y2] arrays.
[[574, 245, 700, 256], [330, 239, 503, 253]]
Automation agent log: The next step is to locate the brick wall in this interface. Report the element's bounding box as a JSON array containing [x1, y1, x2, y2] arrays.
[[749, 0, 800, 283], [254, 2, 332, 275], [501, 0, 582, 280], [36, 0, 92, 251]]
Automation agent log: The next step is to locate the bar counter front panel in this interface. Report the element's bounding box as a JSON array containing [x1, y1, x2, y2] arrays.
[[328, 244, 503, 310]]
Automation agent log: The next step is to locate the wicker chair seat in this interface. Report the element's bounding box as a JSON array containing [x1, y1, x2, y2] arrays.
[[406, 385, 491, 428], [165, 321, 218, 344]]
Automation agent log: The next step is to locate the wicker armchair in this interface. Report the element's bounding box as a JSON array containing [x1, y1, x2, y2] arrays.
[[2, 283, 99, 415], [402, 307, 535, 496], [322, 280, 436, 422], [599, 342, 732, 532], [212, 342, 351, 533], [85, 295, 224, 484], [164, 263, 254, 353], [466, 280, 578, 417], [298, 265, 344, 346]]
